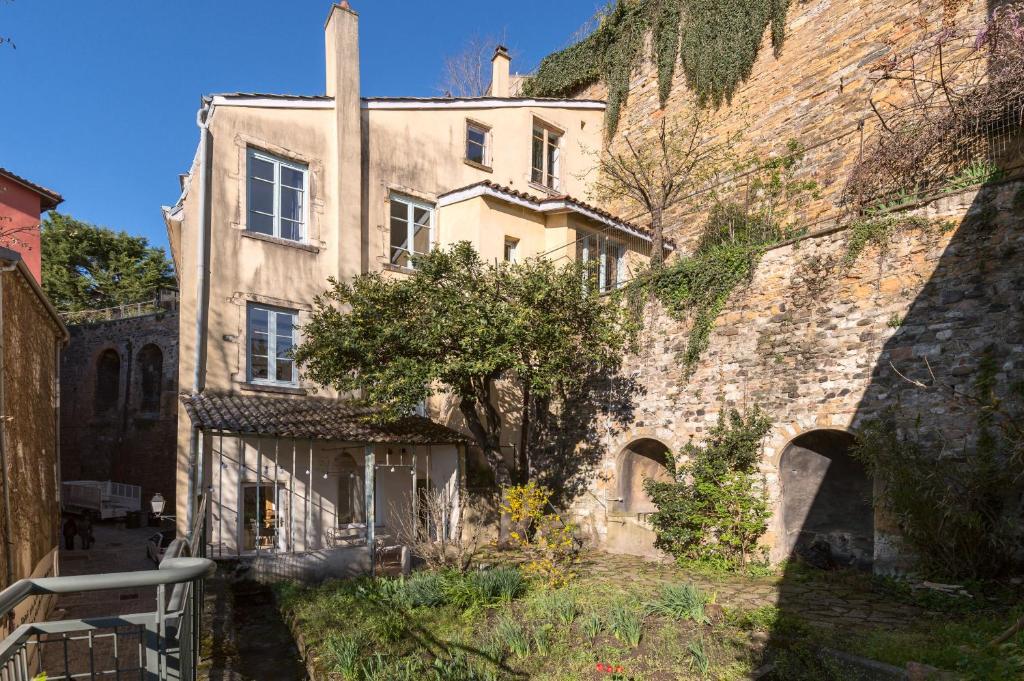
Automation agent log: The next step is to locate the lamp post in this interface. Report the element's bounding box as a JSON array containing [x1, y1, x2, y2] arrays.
[[150, 493, 172, 526]]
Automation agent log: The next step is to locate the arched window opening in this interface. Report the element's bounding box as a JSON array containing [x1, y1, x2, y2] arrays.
[[95, 349, 121, 414], [138, 344, 163, 414], [780, 429, 874, 569], [617, 438, 673, 514]]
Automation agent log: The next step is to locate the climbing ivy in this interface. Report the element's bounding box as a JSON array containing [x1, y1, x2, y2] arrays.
[[524, 0, 791, 135]]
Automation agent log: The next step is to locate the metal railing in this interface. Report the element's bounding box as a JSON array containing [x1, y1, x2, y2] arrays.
[[59, 289, 180, 326], [0, 498, 211, 681]]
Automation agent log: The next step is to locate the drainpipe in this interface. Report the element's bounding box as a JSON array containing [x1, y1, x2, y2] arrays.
[[53, 338, 62, 577], [0, 262, 18, 588], [187, 101, 212, 534]]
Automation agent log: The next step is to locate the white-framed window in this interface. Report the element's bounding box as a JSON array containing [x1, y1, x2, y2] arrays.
[[531, 123, 562, 190], [577, 232, 625, 293], [389, 193, 434, 268], [503, 237, 519, 263], [247, 304, 298, 386], [466, 121, 490, 167], [247, 148, 307, 242]]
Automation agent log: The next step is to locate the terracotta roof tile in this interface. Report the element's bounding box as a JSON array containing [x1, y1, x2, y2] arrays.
[[180, 392, 468, 444]]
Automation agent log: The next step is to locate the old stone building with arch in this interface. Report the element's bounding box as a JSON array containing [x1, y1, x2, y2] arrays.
[[60, 308, 179, 508]]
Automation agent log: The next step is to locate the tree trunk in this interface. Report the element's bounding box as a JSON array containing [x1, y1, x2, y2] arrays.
[[518, 382, 531, 485], [458, 394, 513, 546], [651, 206, 665, 267]]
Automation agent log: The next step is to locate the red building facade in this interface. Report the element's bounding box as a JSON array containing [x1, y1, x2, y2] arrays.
[[0, 168, 63, 283]]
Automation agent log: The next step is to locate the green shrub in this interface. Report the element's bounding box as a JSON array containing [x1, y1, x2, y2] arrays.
[[494, 615, 531, 658], [645, 408, 772, 568], [403, 571, 448, 608], [472, 566, 528, 603], [647, 583, 710, 624], [608, 600, 644, 647]]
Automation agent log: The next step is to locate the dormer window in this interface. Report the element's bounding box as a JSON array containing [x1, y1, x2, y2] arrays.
[[247, 148, 307, 242], [531, 122, 561, 191]]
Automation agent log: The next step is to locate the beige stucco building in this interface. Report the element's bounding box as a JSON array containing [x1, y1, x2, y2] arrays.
[[163, 3, 653, 576]]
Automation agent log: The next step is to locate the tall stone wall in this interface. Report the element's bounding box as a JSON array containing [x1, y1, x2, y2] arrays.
[[578, 0, 992, 250], [572, 180, 1024, 571], [60, 311, 179, 508], [543, 0, 1023, 571]]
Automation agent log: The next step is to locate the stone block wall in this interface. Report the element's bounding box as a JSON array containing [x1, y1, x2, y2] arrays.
[[60, 311, 179, 509], [578, 0, 992, 251], [569, 181, 1024, 571]]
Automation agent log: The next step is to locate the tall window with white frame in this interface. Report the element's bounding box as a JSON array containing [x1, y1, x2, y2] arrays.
[[248, 304, 298, 386], [531, 123, 561, 190], [247, 148, 307, 242], [465, 121, 490, 167], [389, 194, 434, 268], [577, 232, 625, 293]]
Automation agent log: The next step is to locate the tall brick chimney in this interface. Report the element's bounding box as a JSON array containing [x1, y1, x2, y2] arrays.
[[490, 45, 511, 98]]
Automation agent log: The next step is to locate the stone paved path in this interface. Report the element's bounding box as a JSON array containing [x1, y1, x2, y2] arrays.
[[38, 521, 164, 677], [574, 551, 929, 631]]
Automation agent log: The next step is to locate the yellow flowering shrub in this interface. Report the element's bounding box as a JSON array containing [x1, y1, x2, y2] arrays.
[[502, 482, 579, 587]]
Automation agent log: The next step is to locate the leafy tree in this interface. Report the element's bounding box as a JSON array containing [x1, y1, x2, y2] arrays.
[[40, 212, 176, 312], [295, 242, 634, 490], [644, 407, 772, 568]]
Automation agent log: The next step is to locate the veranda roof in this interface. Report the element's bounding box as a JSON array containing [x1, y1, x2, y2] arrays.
[[180, 392, 467, 444]]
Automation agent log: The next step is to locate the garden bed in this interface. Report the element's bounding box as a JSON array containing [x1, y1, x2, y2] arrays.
[[276, 556, 1024, 680]]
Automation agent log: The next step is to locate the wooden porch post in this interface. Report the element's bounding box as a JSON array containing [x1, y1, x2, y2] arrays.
[[365, 444, 376, 576]]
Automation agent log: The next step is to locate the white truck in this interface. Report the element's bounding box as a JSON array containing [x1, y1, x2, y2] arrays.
[[62, 480, 142, 519]]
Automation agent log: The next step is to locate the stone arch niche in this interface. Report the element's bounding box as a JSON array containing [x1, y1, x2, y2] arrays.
[[779, 429, 874, 569], [94, 349, 121, 414], [616, 438, 673, 514], [137, 343, 163, 414], [605, 437, 673, 558]]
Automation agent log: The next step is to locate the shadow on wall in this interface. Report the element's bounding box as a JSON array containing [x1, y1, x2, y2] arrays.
[[767, 176, 1024, 674]]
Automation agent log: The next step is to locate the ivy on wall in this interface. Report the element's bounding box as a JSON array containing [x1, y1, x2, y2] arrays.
[[523, 0, 791, 136]]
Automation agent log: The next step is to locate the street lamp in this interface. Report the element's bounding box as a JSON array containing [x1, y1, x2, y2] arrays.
[[150, 493, 166, 516]]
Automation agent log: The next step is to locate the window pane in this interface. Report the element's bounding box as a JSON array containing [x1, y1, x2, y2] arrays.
[[412, 222, 430, 255], [276, 312, 294, 337], [250, 156, 274, 182], [604, 244, 619, 292], [251, 336, 268, 357], [249, 210, 274, 235], [390, 199, 408, 222], [531, 130, 544, 183], [390, 248, 409, 268], [413, 206, 431, 227], [250, 308, 269, 333], [250, 179, 274, 215], [280, 187, 303, 223], [275, 359, 294, 383], [280, 219, 301, 241], [547, 134, 561, 189], [468, 127, 486, 146], [251, 355, 268, 380], [390, 216, 409, 261], [280, 165, 304, 190], [467, 140, 485, 165]]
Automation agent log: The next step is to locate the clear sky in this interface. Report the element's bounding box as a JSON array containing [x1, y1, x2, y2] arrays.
[[0, 0, 600, 253]]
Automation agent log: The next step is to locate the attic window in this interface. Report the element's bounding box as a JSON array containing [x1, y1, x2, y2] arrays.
[[466, 121, 490, 168], [531, 122, 561, 191]]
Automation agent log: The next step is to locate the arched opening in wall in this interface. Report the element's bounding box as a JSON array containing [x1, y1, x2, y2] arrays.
[[617, 438, 673, 514], [780, 429, 873, 569], [138, 344, 163, 414], [94, 349, 121, 414]]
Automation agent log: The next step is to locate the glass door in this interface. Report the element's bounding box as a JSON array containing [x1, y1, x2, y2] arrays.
[[242, 484, 277, 551]]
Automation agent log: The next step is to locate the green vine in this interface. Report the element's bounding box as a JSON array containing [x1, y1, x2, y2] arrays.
[[524, 0, 791, 135], [843, 215, 952, 267]]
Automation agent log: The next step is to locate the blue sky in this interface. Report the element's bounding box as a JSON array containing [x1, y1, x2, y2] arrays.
[[0, 1, 600, 253]]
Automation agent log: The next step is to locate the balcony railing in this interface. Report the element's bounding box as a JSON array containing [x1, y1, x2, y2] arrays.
[[0, 498, 211, 681]]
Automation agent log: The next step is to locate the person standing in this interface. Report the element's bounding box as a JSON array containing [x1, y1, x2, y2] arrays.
[[62, 516, 78, 550], [78, 513, 94, 550]]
